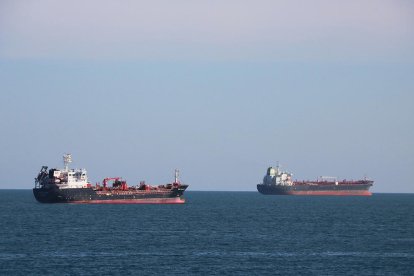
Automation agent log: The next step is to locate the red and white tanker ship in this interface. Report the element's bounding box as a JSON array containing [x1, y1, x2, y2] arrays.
[[33, 154, 188, 204], [257, 165, 373, 196]]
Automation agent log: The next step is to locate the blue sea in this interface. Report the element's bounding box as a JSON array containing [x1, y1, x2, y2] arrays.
[[0, 191, 413, 275]]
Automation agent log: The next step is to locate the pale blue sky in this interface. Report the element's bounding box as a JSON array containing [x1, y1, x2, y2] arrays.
[[0, 1, 413, 192]]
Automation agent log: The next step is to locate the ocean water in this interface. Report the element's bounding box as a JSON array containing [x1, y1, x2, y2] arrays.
[[0, 191, 413, 275]]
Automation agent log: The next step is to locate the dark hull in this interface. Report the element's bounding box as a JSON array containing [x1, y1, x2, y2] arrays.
[[33, 186, 188, 204], [257, 183, 373, 196]]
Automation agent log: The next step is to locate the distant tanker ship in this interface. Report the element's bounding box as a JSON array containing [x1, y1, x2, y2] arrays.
[[33, 154, 188, 204], [257, 165, 373, 196]]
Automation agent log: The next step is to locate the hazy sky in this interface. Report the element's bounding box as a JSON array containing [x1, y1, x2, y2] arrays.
[[1, 1, 413, 192]]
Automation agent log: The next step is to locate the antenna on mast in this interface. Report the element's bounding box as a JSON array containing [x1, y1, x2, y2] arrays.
[[63, 153, 72, 171]]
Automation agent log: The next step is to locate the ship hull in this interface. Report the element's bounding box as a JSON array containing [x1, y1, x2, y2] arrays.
[[66, 198, 185, 204], [257, 183, 372, 196], [33, 186, 188, 204]]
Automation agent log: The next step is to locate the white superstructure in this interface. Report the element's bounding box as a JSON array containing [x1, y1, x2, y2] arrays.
[[48, 154, 89, 189], [262, 165, 293, 186]]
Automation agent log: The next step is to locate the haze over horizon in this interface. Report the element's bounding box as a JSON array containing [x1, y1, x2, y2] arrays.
[[1, 1, 413, 192]]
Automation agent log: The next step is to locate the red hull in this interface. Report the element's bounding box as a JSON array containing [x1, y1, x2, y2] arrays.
[[71, 197, 186, 204], [284, 190, 372, 196]]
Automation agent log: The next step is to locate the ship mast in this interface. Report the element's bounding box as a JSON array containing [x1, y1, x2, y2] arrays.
[[63, 153, 72, 171], [174, 169, 180, 184]]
